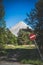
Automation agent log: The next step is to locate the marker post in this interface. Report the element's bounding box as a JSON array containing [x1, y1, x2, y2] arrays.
[[34, 40, 43, 60], [29, 33, 43, 60]]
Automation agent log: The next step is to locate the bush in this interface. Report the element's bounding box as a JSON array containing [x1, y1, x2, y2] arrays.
[[21, 59, 43, 65]]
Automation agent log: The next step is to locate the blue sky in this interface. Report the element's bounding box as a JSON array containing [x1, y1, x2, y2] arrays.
[[4, 0, 37, 28]]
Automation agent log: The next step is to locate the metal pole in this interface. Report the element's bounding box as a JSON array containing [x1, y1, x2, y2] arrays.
[[34, 40, 43, 60]]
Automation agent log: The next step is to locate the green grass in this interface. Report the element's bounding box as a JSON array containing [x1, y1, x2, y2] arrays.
[[21, 59, 43, 65], [4, 44, 36, 49]]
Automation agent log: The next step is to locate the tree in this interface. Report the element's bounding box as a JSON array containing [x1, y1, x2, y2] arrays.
[[0, 0, 6, 48], [25, 0, 43, 51], [17, 29, 33, 45], [35, 0, 43, 32], [6, 28, 18, 45], [0, 0, 6, 28], [25, 0, 43, 32]]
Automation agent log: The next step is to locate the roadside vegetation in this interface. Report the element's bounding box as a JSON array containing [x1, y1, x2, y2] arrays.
[[3, 44, 36, 49], [21, 59, 43, 65], [0, 48, 43, 65]]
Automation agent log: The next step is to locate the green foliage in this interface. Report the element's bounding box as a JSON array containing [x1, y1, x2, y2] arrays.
[[25, 0, 43, 33], [25, 0, 43, 53], [0, 0, 18, 47], [0, 0, 6, 48], [17, 29, 33, 45], [21, 59, 43, 65], [5, 28, 18, 45], [0, 4, 5, 19]]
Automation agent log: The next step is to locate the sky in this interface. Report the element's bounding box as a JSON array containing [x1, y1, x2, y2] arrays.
[[3, 0, 37, 28]]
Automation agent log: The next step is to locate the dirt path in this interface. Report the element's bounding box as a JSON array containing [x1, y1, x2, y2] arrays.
[[0, 61, 32, 65]]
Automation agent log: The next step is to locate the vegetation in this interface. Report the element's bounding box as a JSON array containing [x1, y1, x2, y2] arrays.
[[0, 0, 6, 48], [0, 0, 18, 49], [4, 44, 36, 49], [21, 59, 43, 65], [25, 0, 43, 53], [0, 48, 43, 65], [5, 28, 18, 45], [17, 29, 33, 45]]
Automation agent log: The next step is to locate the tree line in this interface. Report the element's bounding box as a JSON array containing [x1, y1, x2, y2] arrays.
[[25, 0, 43, 51], [0, 0, 18, 48]]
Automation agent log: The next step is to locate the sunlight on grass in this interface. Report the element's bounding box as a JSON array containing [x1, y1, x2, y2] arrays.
[[4, 44, 36, 49]]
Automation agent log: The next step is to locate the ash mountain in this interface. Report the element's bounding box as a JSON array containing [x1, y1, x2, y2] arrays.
[[10, 21, 32, 36]]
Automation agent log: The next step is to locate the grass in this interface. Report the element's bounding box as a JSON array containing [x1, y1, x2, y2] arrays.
[[21, 59, 43, 65], [4, 44, 36, 49]]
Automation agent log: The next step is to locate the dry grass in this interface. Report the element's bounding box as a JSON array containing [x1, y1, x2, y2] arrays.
[[4, 44, 36, 49]]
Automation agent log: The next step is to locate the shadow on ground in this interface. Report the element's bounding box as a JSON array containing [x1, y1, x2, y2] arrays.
[[0, 49, 41, 62]]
